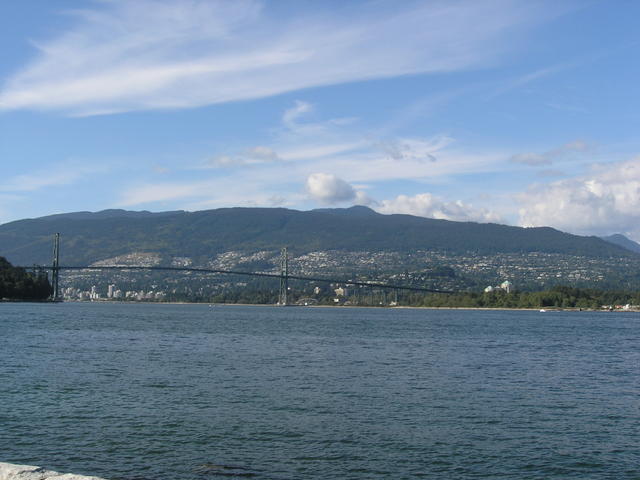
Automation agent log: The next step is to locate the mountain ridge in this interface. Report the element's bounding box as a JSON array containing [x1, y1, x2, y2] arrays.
[[0, 206, 633, 268], [601, 233, 640, 254]]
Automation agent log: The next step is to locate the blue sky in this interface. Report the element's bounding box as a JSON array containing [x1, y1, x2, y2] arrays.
[[1, 0, 640, 239]]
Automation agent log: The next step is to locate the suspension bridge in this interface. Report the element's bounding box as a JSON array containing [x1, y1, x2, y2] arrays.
[[25, 233, 454, 304]]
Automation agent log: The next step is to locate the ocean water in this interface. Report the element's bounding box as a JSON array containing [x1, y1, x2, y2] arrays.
[[1, 303, 639, 479]]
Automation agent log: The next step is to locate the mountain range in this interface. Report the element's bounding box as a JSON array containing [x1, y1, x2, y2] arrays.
[[0, 206, 637, 269], [0, 206, 640, 286], [600, 233, 640, 254]]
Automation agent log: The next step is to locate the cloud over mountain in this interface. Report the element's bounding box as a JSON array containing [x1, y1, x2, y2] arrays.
[[518, 158, 640, 240], [305, 173, 371, 205], [377, 193, 503, 223]]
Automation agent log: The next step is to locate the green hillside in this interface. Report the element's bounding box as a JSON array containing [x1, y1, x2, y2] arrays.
[[0, 206, 632, 267]]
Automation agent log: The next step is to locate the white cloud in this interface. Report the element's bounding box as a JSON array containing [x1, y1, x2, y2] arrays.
[[376, 193, 503, 223], [306, 173, 357, 204], [0, 0, 549, 115], [518, 158, 640, 239], [305, 173, 373, 206]]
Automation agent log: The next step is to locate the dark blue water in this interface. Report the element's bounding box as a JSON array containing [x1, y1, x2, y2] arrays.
[[1, 303, 639, 479]]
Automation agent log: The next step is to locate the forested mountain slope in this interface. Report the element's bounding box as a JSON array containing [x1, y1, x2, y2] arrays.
[[0, 206, 631, 267]]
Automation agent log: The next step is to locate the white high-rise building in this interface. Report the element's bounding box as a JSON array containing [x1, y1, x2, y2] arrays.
[[89, 285, 100, 300]]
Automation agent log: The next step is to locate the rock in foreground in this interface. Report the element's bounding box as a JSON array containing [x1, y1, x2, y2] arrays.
[[0, 463, 106, 480]]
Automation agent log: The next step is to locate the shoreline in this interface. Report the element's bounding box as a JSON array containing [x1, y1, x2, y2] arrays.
[[31, 299, 640, 312]]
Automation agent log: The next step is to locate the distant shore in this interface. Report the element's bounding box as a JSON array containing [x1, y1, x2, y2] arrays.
[[0, 298, 61, 303], [37, 300, 640, 312]]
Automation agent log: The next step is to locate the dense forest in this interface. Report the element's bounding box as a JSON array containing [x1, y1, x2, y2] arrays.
[[0, 256, 52, 300], [411, 286, 640, 309]]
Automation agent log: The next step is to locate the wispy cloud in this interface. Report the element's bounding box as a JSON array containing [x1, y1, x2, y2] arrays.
[[0, 0, 550, 116], [282, 100, 313, 129], [205, 146, 282, 168], [487, 59, 584, 100], [510, 140, 589, 166], [119, 100, 511, 211], [279, 142, 365, 162], [376, 137, 453, 163], [0, 169, 86, 192], [118, 176, 303, 210]]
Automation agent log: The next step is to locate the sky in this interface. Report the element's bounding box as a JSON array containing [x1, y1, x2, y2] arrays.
[[1, 0, 640, 239]]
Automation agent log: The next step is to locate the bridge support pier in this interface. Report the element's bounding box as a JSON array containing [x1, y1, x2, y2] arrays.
[[51, 233, 60, 301], [278, 247, 288, 306]]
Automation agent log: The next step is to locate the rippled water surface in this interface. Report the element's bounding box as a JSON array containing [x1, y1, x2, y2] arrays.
[[1, 303, 639, 479]]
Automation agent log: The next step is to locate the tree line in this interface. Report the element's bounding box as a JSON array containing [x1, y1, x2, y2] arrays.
[[166, 284, 640, 309], [410, 286, 640, 309]]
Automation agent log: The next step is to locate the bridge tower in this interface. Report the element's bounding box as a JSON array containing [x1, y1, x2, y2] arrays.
[[278, 247, 289, 306], [51, 233, 60, 301]]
